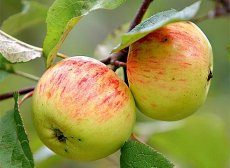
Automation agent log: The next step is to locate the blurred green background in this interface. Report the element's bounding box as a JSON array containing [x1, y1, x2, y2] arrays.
[[0, 0, 229, 167]]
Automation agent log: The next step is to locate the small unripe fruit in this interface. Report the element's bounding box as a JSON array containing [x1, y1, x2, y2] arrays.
[[32, 56, 136, 161], [127, 21, 213, 121]]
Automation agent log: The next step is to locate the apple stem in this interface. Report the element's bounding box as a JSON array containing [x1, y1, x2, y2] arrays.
[[19, 90, 34, 106]]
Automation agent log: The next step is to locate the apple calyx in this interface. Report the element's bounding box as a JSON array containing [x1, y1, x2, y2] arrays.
[[53, 128, 67, 143]]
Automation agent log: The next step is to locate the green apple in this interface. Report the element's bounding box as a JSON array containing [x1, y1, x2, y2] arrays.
[[32, 56, 136, 161], [127, 21, 213, 121]]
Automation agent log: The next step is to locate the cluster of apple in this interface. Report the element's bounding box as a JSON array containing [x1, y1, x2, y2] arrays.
[[32, 21, 213, 161]]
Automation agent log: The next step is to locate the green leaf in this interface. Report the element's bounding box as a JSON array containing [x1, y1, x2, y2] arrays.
[[0, 54, 14, 70], [0, 93, 34, 168], [148, 114, 230, 168], [43, 0, 126, 67], [1, 1, 48, 35], [112, 1, 201, 52], [0, 30, 42, 63], [120, 140, 174, 168], [0, 53, 14, 82]]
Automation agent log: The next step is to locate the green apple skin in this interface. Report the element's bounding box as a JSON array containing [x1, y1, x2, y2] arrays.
[[32, 56, 136, 161], [127, 21, 213, 121]]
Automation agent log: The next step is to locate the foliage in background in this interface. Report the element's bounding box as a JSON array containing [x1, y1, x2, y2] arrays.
[[0, 93, 34, 168]]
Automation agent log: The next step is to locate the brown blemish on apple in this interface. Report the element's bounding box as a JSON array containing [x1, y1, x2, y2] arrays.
[[207, 69, 213, 81], [161, 37, 168, 42], [46, 91, 52, 99]]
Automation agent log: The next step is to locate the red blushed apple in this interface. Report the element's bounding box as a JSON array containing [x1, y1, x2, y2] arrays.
[[32, 56, 136, 161], [127, 21, 213, 121]]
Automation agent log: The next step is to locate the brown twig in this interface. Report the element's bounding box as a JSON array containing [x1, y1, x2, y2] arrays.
[[128, 0, 154, 31], [0, 87, 35, 101]]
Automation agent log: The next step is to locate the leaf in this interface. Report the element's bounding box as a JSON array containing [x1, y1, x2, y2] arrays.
[[0, 54, 14, 70], [43, 0, 126, 67], [0, 54, 14, 82], [148, 114, 230, 168], [120, 140, 174, 168], [1, 1, 48, 35], [0, 30, 42, 63], [0, 93, 34, 168], [112, 1, 201, 52]]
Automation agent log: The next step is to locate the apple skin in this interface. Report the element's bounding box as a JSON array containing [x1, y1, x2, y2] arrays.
[[127, 21, 213, 121], [32, 56, 136, 161]]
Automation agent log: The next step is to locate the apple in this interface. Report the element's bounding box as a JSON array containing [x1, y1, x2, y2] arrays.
[[32, 56, 136, 161], [127, 21, 213, 121]]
